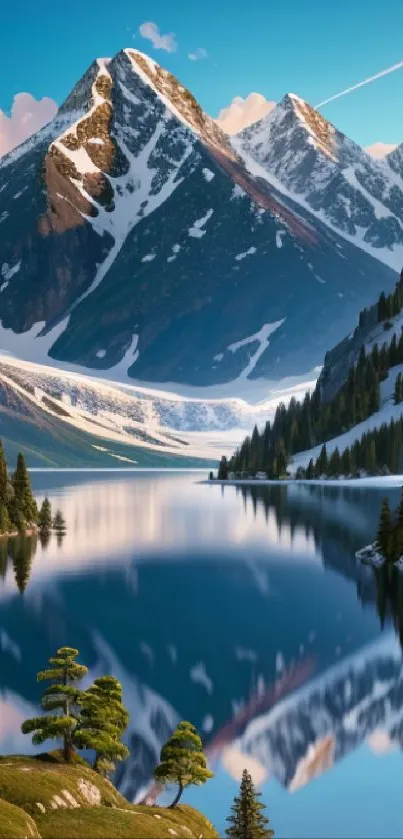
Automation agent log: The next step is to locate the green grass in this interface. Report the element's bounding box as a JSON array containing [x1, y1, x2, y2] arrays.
[[0, 798, 41, 838], [0, 755, 219, 838], [36, 804, 218, 839], [0, 754, 127, 817]]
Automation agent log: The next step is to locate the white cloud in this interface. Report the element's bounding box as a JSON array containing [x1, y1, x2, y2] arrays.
[[139, 21, 177, 53], [216, 92, 276, 135], [365, 142, 398, 159], [367, 730, 398, 755], [188, 47, 208, 61], [0, 92, 58, 157]]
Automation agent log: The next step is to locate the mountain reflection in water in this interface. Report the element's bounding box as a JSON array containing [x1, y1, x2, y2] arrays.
[[1, 472, 403, 838]]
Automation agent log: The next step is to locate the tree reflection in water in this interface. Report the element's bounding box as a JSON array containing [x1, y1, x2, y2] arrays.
[[0, 529, 66, 594]]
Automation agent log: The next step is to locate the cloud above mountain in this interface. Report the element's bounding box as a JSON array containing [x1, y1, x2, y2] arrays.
[[0, 92, 58, 157], [216, 93, 276, 135], [139, 21, 177, 53], [188, 48, 208, 61], [365, 142, 398, 159]]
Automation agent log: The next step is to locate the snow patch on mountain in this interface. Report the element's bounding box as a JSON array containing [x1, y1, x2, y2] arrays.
[[228, 320, 285, 380], [188, 208, 213, 238]]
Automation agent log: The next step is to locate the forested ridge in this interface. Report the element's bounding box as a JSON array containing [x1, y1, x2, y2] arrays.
[[225, 273, 403, 479]]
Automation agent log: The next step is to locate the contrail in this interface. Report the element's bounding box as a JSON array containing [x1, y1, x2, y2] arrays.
[[315, 59, 403, 108]]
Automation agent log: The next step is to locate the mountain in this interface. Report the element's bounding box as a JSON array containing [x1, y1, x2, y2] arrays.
[[235, 94, 403, 270], [0, 50, 397, 388]]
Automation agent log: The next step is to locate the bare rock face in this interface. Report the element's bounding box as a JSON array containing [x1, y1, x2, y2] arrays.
[[0, 49, 399, 385]]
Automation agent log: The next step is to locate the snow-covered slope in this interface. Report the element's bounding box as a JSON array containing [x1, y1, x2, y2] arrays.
[[0, 50, 397, 387], [235, 94, 403, 270], [0, 352, 290, 462]]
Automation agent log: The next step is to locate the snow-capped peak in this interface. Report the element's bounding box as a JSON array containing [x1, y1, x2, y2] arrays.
[[233, 90, 403, 271], [123, 48, 233, 153]]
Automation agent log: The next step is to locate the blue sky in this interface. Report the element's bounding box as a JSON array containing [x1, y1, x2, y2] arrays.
[[1, 0, 402, 146]]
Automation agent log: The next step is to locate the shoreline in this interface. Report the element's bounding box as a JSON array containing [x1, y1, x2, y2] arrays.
[[203, 476, 403, 488], [0, 526, 38, 539]]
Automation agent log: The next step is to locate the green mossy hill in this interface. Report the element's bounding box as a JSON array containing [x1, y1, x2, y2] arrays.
[[36, 804, 217, 839], [0, 753, 127, 818], [0, 754, 218, 839], [0, 798, 41, 838]]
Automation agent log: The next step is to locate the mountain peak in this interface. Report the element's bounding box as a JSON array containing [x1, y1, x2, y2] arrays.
[[280, 93, 338, 160]]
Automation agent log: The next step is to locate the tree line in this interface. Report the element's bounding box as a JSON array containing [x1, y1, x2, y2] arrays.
[[295, 416, 403, 479], [0, 442, 65, 535], [224, 273, 403, 479], [22, 646, 274, 834], [376, 491, 403, 564]]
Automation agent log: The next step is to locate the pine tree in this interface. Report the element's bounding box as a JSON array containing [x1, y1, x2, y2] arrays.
[[394, 373, 403, 405], [0, 501, 11, 534], [154, 721, 213, 808], [38, 497, 52, 530], [12, 453, 37, 525], [317, 444, 328, 476], [52, 509, 66, 531], [21, 647, 87, 762], [226, 769, 274, 839], [304, 459, 313, 480], [75, 676, 129, 776], [218, 456, 229, 480], [377, 498, 393, 560], [0, 441, 8, 504]]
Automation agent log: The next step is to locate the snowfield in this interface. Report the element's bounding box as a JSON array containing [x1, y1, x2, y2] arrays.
[[0, 352, 317, 460]]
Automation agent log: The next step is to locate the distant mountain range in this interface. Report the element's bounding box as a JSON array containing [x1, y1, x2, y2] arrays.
[[0, 48, 401, 390]]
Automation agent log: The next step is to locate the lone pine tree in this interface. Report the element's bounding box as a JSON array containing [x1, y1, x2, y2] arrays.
[[75, 676, 129, 776], [218, 456, 229, 480], [226, 769, 274, 839], [11, 453, 37, 525], [21, 647, 88, 762], [154, 721, 213, 808], [0, 441, 8, 503], [394, 373, 403, 405], [53, 509, 66, 531], [38, 497, 52, 530]]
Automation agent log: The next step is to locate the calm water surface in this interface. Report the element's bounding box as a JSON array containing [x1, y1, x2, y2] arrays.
[[1, 471, 403, 838]]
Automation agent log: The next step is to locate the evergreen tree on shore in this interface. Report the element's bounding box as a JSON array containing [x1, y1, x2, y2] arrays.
[[75, 676, 129, 776], [218, 456, 229, 480], [0, 441, 8, 503], [38, 497, 52, 530], [226, 769, 274, 838], [12, 453, 37, 525], [53, 509, 66, 532], [22, 647, 88, 762], [154, 721, 213, 808], [394, 372, 403, 405]]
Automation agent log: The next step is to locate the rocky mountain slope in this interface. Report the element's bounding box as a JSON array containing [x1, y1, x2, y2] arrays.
[[235, 94, 403, 271], [0, 49, 397, 387]]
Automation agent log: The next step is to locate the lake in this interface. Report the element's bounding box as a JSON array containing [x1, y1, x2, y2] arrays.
[[1, 470, 403, 838]]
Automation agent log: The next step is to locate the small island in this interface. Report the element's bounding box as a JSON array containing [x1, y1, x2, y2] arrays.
[[0, 441, 66, 538], [356, 492, 403, 570]]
